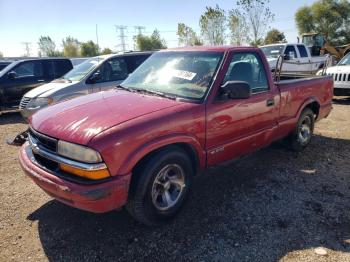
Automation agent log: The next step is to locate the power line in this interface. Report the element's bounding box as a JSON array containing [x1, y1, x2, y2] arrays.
[[133, 26, 146, 51], [114, 25, 128, 52]]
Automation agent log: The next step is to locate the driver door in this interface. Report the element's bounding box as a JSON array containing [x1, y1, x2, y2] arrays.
[[282, 45, 300, 73], [206, 51, 279, 166]]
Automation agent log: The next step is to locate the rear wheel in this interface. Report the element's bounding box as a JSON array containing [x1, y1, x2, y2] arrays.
[[126, 147, 193, 226], [287, 108, 315, 152]]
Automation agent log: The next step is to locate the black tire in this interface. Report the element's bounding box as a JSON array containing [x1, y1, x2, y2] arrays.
[[126, 147, 193, 226], [287, 108, 315, 152]]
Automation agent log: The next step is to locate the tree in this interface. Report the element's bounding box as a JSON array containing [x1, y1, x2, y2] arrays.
[[237, 0, 274, 46], [136, 29, 167, 51], [81, 40, 99, 57], [228, 9, 249, 45], [295, 0, 350, 45], [199, 5, 226, 45], [62, 36, 80, 57], [177, 23, 203, 46], [264, 29, 287, 44], [38, 36, 58, 57], [101, 48, 113, 55]]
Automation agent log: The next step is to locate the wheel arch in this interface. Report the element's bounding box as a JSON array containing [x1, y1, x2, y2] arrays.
[[297, 97, 320, 121], [118, 134, 206, 177]]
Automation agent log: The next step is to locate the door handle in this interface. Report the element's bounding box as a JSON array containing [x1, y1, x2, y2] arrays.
[[37, 79, 45, 82], [266, 99, 275, 107]]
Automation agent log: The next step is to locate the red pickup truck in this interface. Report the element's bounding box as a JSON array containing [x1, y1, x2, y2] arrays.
[[19, 46, 333, 225]]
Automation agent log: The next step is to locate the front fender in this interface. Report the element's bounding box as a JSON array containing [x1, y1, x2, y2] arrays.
[[117, 133, 206, 175]]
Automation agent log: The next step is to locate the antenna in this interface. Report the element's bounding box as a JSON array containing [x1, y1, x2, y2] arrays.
[[115, 25, 128, 53]]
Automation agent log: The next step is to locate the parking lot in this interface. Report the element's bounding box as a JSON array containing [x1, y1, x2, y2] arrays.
[[0, 97, 349, 262]]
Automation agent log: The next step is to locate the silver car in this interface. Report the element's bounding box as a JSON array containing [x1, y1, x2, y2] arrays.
[[20, 52, 153, 120]]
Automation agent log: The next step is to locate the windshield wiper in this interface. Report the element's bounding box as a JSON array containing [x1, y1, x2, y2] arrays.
[[116, 84, 132, 92], [137, 88, 177, 100], [116, 85, 176, 100]]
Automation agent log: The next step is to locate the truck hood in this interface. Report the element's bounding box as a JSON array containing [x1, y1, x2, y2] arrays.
[[325, 65, 350, 74], [30, 90, 183, 145], [24, 79, 77, 98]]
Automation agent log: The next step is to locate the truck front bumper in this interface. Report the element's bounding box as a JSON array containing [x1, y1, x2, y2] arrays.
[[334, 82, 350, 95], [19, 143, 131, 213]]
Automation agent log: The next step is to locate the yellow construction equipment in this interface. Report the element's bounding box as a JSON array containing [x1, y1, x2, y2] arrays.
[[301, 33, 350, 60]]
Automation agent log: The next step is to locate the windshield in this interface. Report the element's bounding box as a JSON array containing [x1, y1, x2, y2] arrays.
[[63, 57, 101, 81], [122, 51, 223, 100], [338, 53, 350, 66], [302, 36, 314, 46], [261, 45, 284, 58]]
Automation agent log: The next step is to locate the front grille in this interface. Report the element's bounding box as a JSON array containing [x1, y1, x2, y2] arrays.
[[329, 73, 350, 83], [29, 128, 58, 152], [19, 97, 31, 109], [34, 153, 59, 171]]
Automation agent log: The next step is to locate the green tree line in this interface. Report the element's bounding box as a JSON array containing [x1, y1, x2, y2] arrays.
[[37, 36, 114, 57]]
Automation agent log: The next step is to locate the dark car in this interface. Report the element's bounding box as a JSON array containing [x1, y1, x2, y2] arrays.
[[0, 61, 12, 71], [0, 58, 73, 113]]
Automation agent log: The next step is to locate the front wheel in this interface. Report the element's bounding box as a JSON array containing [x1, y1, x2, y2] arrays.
[[126, 147, 193, 225], [287, 108, 315, 152]]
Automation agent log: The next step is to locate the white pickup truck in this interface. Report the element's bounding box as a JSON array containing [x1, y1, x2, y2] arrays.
[[260, 43, 327, 74]]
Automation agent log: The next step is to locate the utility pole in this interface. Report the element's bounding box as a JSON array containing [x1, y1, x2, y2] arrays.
[[22, 42, 31, 57], [96, 24, 99, 50], [115, 25, 128, 52], [134, 26, 145, 36], [133, 26, 146, 51]]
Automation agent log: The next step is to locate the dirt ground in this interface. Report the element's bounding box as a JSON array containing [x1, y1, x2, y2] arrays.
[[0, 97, 350, 262]]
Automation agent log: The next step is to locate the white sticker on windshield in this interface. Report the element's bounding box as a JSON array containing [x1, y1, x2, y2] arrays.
[[172, 69, 196, 81]]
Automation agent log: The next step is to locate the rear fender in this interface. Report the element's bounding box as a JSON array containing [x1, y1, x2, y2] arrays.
[[117, 134, 206, 175], [296, 96, 320, 119]]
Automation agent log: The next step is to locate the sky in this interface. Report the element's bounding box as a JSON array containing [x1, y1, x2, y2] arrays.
[[0, 0, 315, 57]]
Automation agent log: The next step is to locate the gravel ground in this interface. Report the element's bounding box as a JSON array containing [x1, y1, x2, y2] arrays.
[[0, 97, 350, 262]]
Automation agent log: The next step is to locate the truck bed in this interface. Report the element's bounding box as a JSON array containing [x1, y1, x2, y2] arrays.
[[276, 74, 333, 123]]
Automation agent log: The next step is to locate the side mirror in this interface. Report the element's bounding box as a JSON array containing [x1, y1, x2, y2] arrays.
[[89, 72, 101, 83], [221, 81, 251, 99], [7, 71, 17, 80]]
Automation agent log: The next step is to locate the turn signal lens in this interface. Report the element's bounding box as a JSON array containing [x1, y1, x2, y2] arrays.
[[60, 164, 110, 180]]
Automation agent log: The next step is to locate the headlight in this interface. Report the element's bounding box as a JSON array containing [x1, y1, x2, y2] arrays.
[[57, 140, 102, 163], [316, 70, 323, 76], [27, 97, 53, 109]]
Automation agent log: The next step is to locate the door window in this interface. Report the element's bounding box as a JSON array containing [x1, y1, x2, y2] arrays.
[[53, 60, 73, 78], [223, 52, 269, 94], [96, 58, 128, 83], [13, 61, 43, 78], [125, 55, 150, 73], [297, 45, 308, 58], [284, 45, 297, 59]]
